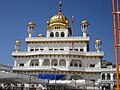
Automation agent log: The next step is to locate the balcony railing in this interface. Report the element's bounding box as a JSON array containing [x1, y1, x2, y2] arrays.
[[12, 50, 104, 56], [25, 36, 89, 42]]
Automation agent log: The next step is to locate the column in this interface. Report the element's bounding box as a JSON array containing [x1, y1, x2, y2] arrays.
[[111, 73, 114, 80], [105, 73, 107, 80], [66, 59, 70, 68], [50, 59, 51, 67], [58, 59, 59, 66]]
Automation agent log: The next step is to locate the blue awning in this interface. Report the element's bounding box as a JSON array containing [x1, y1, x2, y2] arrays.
[[38, 74, 65, 80]]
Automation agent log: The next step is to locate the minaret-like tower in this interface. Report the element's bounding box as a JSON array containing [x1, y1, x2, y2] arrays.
[[15, 39, 21, 52], [81, 19, 90, 37], [95, 39, 102, 52], [27, 21, 36, 37]]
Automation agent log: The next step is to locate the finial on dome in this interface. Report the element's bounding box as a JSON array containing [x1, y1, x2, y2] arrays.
[[59, 0, 62, 12]]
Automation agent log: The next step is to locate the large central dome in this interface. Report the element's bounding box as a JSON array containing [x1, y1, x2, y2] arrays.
[[47, 1, 69, 30], [49, 12, 69, 25]]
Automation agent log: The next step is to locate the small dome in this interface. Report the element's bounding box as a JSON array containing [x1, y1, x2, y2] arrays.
[[28, 21, 36, 27], [38, 34, 44, 37], [81, 19, 90, 25], [15, 39, 21, 46], [96, 39, 102, 44]]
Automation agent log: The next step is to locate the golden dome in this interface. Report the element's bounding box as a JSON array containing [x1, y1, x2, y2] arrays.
[[28, 21, 36, 27], [49, 12, 69, 25], [81, 19, 90, 25], [15, 39, 21, 46], [47, 12, 69, 29], [38, 33, 44, 37], [96, 39, 102, 44], [47, 1, 69, 29]]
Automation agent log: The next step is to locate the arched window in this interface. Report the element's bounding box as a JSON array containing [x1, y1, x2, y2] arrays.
[[79, 60, 82, 67], [59, 59, 66, 66], [70, 60, 78, 67], [51, 59, 58, 66], [70, 62, 73, 66], [107, 73, 111, 80], [102, 73, 105, 80], [74, 63, 77, 67], [61, 32, 65, 37], [70, 60, 74, 67], [79, 63, 82, 67], [113, 73, 116, 80], [50, 32, 54, 37], [30, 59, 39, 66], [32, 26, 34, 29], [43, 59, 50, 66], [70, 60, 82, 68], [30, 26, 32, 29], [55, 32, 59, 37]]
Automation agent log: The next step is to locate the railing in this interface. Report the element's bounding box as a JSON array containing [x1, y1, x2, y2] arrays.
[[25, 36, 89, 42], [101, 68, 116, 72], [13, 66, 101, 72], [101, 79, 114, 83], [12, 50, 104, 56], [13, 66, 67, 70]]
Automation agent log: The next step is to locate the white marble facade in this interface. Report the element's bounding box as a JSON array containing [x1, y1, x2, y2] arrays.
[[12, 1, 117, 89]]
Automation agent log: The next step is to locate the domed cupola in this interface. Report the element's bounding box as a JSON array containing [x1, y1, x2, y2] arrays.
[[15, 39, 22, 52], [47, 1, 69, 30], [95, 39, 102, 52], [81, 18, 90, 37], [27, 21, 36, 37]]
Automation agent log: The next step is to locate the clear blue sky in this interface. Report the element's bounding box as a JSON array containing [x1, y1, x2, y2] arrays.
[[0, 0, 116, 65]]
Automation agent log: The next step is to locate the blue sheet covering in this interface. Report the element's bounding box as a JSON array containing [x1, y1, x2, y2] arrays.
[[38, 74, 65, 80]]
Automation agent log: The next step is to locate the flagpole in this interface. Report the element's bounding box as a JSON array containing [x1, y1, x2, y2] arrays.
[[71, 16, 74, 50]]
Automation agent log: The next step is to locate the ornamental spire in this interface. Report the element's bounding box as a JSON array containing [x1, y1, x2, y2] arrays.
[[59, 0, 62, 12]]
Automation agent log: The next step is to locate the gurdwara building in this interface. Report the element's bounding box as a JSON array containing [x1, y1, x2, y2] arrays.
[[12, 1, 117, 89]]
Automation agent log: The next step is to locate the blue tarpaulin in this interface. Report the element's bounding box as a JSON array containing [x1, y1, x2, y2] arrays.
[[38, 74, 65, 80]]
